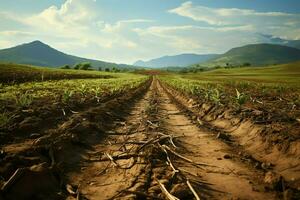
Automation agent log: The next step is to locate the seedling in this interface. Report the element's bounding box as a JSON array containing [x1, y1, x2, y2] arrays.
[[62, 90, 73, 104], [92, 87, 101, 102], [235, 89, 247, 105], [79, 83, 88, 96], [210, 88, 222, 104]]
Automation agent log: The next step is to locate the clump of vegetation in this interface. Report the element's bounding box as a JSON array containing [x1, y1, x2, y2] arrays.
[[15, 91, 34, 108], [92, 87, 101, 102], [235, 89, 247, 105], [79, 84, 88, 96], [62, 90, 73, 104], [61, 65, 71, 69], [74, 63, 92, 70], [210, 88, 222, 105]]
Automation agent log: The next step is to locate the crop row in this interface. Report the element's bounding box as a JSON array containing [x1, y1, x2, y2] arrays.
[[1, 74, 147, 106], [0, 74, 148, 128], [158, 75, 300, 113]]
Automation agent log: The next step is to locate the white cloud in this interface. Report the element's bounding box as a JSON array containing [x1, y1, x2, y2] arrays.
[[169, 1, 300, 39], [1, 0, 299, 64], [102, 19, 154, 33], [134, 24, 269, 55], [6, 0, 153, 62]]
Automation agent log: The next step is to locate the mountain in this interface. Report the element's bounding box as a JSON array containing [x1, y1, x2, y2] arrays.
[[258, 34, 300, 50], [199, 43, 300, 67], [284, 40, 300, 49], [0, 41, 135, 69], [134, 53, 218, 68]]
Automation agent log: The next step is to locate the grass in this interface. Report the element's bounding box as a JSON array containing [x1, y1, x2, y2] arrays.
[[0, 63, 121, 83], [180, 61, 300, 85]]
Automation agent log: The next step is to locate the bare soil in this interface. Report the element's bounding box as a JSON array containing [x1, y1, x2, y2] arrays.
[[0, 78, 299, 200]]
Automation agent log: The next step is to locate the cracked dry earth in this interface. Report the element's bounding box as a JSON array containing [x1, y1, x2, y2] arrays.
[[66, 79, 279, 200]]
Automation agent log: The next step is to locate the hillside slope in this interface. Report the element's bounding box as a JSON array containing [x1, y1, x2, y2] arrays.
[[0, 41, 135, 69], [200, 43, 300, 67]]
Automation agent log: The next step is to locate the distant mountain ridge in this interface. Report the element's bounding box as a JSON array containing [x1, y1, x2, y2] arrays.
[[134, 53, 218, 68], [0, 41, 135, 69], [259, 34, 300, 50], [197, 43, 300, 67]]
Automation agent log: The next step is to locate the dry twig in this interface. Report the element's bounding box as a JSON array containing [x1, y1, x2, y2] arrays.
[[155, 178, 180, 200], [187, 179, 201, 200]]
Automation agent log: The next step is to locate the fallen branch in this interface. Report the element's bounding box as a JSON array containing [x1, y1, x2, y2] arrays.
[[1, 168, 26, 192], [158, 143, 179, 173], [136, 135, 169, 153], [155, 178, 180, 200], [169, 137, 177, 148], [187, 179, 201, 200], [104, 152, 137, 170], [157, 132, 178, 148], [105, 152, 118, 167], [163, 145, 213, 167]]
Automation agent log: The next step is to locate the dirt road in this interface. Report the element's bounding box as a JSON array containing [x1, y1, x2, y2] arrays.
[[1, 78, 289, 200], [64, 78, 279, 199]]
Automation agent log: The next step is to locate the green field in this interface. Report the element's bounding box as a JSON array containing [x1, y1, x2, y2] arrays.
[[179, 61, 300, 85], [0, 63, 148, 128], [0, 63, 128, 83], [159, 62, 300, 126]]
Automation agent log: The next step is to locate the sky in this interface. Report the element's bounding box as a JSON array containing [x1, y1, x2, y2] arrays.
[[0, 0, 300, 64]]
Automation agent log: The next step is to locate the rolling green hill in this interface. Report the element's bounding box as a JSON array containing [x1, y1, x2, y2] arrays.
[[0, 41, 136, 69], [198, 44, 300, 68], [181, 61, 300, 84]]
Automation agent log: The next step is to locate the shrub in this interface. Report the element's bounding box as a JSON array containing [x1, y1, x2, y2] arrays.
[[61, 65, 71, 69], [74, 64, 81, 70], [80, 63, 92, 70]]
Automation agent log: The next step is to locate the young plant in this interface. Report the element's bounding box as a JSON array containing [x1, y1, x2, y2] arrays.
[[210, 88, 221, 104], [15, 91, 33, 108], [62, 90, 73, 104], [235, 89, 247, 105], [79, 83, 88, 96], [92, 87, 101, 102]]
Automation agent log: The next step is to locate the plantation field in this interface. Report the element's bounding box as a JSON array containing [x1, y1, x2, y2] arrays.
[[0, 63, 119, 83], [182, 61, 300, 84], [0, 62, 300, 199]]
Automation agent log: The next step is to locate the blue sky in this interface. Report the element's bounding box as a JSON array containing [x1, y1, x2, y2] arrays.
[[0, 0, 300, 64]]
